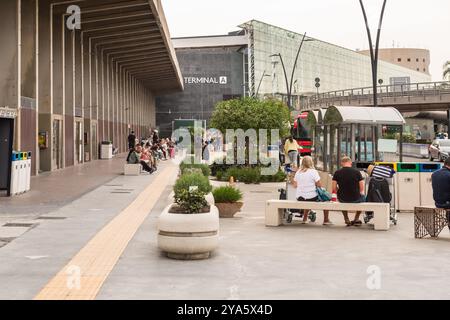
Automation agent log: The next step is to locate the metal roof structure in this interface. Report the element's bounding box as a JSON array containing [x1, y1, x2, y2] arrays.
[[324, 106, 406, 125]]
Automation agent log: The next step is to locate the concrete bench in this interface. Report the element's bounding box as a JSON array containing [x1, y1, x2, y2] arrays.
[[266, 200, 391, 231], [124, 164, 142, 176]]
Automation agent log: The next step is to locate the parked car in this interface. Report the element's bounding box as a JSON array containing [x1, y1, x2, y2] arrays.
[[429, 139, 450, 162]]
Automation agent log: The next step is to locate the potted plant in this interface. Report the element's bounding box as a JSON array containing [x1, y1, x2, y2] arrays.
[[158, 173, 219, 260], [213, 186, 244, 218]]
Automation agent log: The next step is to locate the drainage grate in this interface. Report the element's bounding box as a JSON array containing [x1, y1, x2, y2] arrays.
[[3, 223, 36, 228], [111, 192, 132, 194], [36, 217, 67, 220], [105, 184, 124, 187]]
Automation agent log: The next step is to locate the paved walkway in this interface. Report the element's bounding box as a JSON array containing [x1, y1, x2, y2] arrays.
[[0, 155, 130, 218], [1, 165, 450, 300], [0, 160, 177, 300]]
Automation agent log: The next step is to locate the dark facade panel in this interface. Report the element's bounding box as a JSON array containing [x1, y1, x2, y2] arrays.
[[156, 46, 245, 138]]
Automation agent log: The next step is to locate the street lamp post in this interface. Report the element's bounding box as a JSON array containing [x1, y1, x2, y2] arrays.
[[359, 0, 387, 108], [270, 33, 314, 110], [256, 70, 271, 97]]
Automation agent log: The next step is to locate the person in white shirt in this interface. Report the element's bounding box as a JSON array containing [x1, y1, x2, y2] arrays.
[[291, 156, 332, 225]]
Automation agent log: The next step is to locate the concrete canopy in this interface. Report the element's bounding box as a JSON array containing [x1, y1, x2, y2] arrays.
[[54, 0, 183, 94]]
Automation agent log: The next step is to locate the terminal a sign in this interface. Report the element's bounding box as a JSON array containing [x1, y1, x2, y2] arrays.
[[184, 76, 228, 85]]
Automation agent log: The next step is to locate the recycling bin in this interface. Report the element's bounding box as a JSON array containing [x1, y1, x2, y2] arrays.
[[18, 152, 28, 194], [10, 152, 20, 196], [354, 161, 372, 171], [25, 152, 32, 192], [375, 162, 398, 172], [100, 141, 113, 160], [419, 163, 442, 207], [396, 163, 420, 212]]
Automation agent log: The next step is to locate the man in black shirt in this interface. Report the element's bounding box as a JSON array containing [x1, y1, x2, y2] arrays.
[[128, 131, 136, 150], [332, 157, 366, 226], [432, 158, 450, 230]]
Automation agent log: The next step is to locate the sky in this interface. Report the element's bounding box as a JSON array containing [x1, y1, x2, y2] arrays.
[[162, 0, 450, 81]]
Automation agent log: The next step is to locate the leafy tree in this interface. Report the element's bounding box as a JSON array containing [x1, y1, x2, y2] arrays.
[[210, 98, 292, 165], [210, 97, 291, 139]]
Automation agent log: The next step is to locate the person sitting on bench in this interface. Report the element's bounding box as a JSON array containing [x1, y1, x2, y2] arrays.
[[332, 157, 366, 227], [127, 145, 154, 174], [290, 156, 333, 226], [432, 157, 450, 230]]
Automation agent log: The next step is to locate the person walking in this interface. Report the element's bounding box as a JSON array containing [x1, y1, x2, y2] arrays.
[[432, 158, 450, 230], [332, 157, 366, 227], [284, 137, 300, 168], [291, 156, 333, 225]]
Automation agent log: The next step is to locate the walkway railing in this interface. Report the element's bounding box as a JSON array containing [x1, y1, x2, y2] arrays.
[[301, 81, 450, 110]]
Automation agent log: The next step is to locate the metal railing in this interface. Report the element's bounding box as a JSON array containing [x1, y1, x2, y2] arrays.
[[301, 81, 450, 110]]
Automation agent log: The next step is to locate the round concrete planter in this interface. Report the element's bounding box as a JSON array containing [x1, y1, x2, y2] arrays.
[[205, 193, 215, 206], [216, 202, 244, 218], [158, 204, 220, 260]]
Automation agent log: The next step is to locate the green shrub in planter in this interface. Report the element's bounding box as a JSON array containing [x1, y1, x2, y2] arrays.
[[216, 170, 224, 181], [239, 167, 261, 184], [180, 162, 211, 177], [174, 189, 208, 214], [174, 173, 213, 195], [213, 186, 243, 204]]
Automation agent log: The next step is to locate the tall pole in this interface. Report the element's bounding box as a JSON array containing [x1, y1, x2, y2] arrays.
[[289, 33, 307, 106], [277, 55, 291, 109], [359, 0, 387, 108]]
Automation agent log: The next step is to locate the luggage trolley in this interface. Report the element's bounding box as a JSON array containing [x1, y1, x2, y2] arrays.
[[363, 164, 398, 226], [278, 165, 317, 224]]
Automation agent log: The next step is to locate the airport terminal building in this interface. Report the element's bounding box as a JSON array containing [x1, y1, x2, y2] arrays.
[[156, 20, 431, 137]]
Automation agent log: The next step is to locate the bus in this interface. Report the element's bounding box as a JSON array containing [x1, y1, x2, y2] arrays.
[[292, 112, 313, 157]]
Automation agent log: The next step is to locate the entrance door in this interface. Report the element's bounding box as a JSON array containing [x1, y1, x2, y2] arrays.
[[52, 118, 63, 170], [0, 118, 14, 194], [91, 121, 98, 160], [75, 120, 83, 165]]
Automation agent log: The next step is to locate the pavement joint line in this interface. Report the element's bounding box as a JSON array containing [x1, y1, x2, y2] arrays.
[[33, 166, 177, 301]]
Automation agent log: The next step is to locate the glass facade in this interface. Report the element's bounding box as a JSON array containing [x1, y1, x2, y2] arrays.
[[241, 20, 431, 98]]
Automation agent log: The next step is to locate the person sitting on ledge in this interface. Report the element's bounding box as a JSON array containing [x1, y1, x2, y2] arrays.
[[127, 145, 154, 174], [432, 157, 450, 230]]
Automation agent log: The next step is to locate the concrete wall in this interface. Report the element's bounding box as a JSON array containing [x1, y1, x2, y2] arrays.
[[359, 48, 431, 75]]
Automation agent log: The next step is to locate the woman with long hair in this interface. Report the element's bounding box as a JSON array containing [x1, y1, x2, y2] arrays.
[[291, 156, 332, 225]]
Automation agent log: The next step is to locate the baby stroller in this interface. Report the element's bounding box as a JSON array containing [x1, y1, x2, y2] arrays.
[[363, 165, 398, 226], [278, 164, 317, 224]]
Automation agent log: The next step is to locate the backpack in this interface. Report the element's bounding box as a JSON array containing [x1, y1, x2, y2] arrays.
[[367, 177, 391, 203]]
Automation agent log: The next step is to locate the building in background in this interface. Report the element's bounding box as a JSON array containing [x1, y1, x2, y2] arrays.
[[0, 0, 182, 176], [156, 35, 247, 138], [359, 48, 431, 75], [156, 20, 431, 137], [444, 61, 450, 81]]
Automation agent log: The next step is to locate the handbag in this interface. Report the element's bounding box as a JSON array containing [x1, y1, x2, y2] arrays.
[[316, 187, 332, 202]]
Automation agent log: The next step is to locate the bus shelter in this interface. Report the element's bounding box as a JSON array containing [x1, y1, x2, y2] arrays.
[[313, 106, 405, 173]]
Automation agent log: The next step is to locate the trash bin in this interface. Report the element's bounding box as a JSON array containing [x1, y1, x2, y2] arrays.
[[25, 152, 32, 192], [375, 162, 398, 172], [10, 152, 20, 196], [419, 163, 442, 207], [354, 161, 373, 171], [396, 163, 420, 212], [100, 141, 113, 160]]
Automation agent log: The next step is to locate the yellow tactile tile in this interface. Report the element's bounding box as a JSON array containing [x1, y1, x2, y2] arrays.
[[34, 166, 177, 300]]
